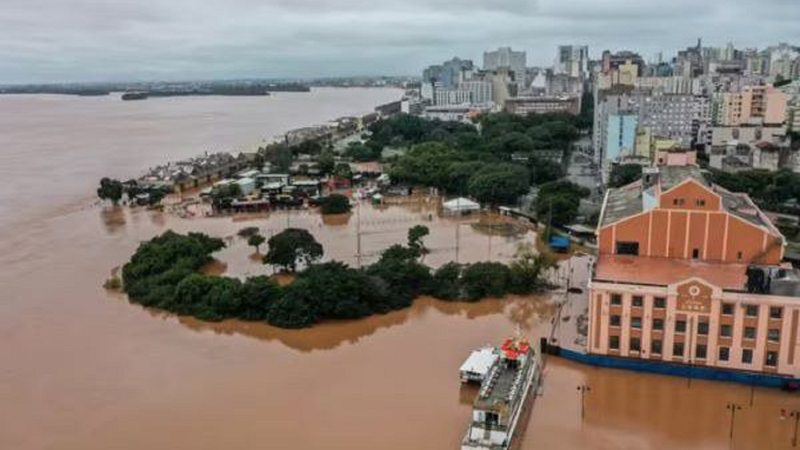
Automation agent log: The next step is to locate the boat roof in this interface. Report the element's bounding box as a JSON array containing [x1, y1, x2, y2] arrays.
[[459, 348, 498, 375]]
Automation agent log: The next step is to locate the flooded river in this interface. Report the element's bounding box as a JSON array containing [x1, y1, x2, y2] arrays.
[[1, 91, 799, 450]]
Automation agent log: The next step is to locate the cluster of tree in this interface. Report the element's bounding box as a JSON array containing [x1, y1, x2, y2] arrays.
[[367, 113, 477, 150], [536, 180, 591, 226], [430, 245, 557, 301], [120, 227, 556, 329], [97, 178, 124, 204], [344, 141, 382, 162], [97, 178, 170, 206], [319, 194, 352, 214], [608, 164, 643, 188], [710, 169, 800, 213], [383, 112, 582, 205]]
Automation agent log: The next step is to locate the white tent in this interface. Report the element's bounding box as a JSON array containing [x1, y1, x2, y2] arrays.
[[443, 197, 480, 216]]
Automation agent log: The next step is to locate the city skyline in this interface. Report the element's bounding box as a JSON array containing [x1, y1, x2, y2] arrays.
[[3, 0, 800, 84]]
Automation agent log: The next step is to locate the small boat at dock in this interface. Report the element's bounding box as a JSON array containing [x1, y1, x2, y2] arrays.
[[460, 336, 541, 450]]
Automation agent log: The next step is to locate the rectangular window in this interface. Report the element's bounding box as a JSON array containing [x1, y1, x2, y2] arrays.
[[768, 328, 780, 342], [654, 297, 666, 309], [744, 327, 756, 340], [652, 318, 664, 331], [722, 303, 734, 316], [765, 351, 778, 367], [696, 344, 707, 359], [675, 320, 687, 333], [719, 346, 730, 361], [770, 307, 783, 320], [610, 315, 621, 327], [609, 335, 620, 350], [632, 296, 643, 307], [630, 337, 641, 352], [651, 340, 663, 355], [631, 317, 642, 329], [696, 199, 706, 207], [616, 242, 640, 256], [611, 294, 622, 306], [742, 349, 753, 364], [745, 305, 758, 317], [720, 324, 733, 337], [673, 342, 685, 357], [698, 322, 709, 336]]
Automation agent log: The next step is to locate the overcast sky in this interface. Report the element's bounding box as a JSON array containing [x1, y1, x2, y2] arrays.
[[2, 0, 799, 84]]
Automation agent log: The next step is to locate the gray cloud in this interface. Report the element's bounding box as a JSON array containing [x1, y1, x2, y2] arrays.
[[0, 0, 798, 83]]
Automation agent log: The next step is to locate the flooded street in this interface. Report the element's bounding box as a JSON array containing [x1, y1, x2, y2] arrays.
[[1, 92, 800, 450]]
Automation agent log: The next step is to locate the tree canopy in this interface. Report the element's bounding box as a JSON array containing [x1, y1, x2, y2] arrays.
[[467, 163, 530, 205], [536, 180, 591, 226], [119, 227, 556, 329], [609, 164, 643, 188], [319, 194, 352, 214], [263, 228, 324, 272], [383, 112, 580, 206], [97, 177, 124, 204]]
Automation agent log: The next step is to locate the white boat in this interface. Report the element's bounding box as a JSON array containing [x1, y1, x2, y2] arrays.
[[459, 347, 499, 383], [460, 337, 541, 450]]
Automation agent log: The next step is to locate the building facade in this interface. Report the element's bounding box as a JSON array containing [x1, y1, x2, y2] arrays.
[[588, 163, 800, 378], [483, 47, 527, 84], [556, 45, 589, 79], [504, 95, 580, 116], [638, 93, 710, 147]]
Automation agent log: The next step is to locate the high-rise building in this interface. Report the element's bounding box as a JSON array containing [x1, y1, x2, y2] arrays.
[[712, 85, 787, 126], [638, 93, 711, 147], [483, 47, 527, 84], [422, 57, 474, 89], [556, 45, 589, 79]]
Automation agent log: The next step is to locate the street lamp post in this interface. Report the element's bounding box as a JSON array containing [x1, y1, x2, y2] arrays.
[[781, 409, 800, 447], [577, 384, 591, 421], [726, 402, 742, 442]]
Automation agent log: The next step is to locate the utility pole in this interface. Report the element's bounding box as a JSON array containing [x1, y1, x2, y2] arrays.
[[356, 199, 362, 268], [726, 402, 742, 443], [687, 316, 694, 389], [577, 384, 591, 421], [455, 222, 461, 263]]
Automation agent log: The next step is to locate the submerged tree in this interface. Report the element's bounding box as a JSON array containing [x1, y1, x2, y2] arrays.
[[407, 225, 430, 257], [247, 233, 266, 253], [263, 228, 323, 272], [97, 177, 124, 205], [319, 194, 352, 214]]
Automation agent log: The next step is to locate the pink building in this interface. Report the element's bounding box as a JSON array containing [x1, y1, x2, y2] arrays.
[[589, 163, 800, 378]]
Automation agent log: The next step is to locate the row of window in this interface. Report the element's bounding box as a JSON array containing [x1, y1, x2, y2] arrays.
[[609, 294, 784, 320], [610, 294, 665, 308], [609, 315, 782, 343], [671, 198, 706, 207], [608, 336, 779, 367]]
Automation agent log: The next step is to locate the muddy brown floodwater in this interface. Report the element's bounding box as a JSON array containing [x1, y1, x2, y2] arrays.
[[2, 93, 799, 450]]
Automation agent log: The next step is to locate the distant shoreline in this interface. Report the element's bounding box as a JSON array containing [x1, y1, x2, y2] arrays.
[[0, 82, 312, 98]]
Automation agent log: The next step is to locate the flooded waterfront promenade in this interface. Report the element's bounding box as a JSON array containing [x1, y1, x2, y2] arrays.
[[1, 92, 799, 450]]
